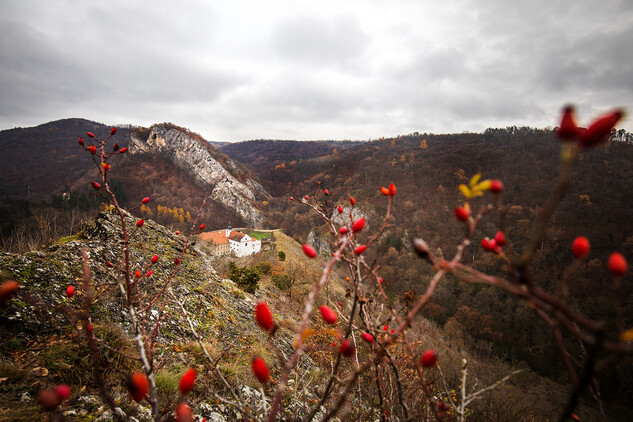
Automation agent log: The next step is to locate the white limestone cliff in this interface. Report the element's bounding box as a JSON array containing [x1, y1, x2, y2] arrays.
[[129, 124, 269, 227]]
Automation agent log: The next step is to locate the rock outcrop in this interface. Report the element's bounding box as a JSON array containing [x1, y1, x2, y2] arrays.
[[129, 124, 270, 228]]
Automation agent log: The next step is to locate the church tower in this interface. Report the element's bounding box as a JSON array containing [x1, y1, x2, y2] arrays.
[[225, 222, 232, 237]]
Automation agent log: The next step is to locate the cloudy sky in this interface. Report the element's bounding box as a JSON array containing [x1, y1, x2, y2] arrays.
[[1, 0, 632, 141]]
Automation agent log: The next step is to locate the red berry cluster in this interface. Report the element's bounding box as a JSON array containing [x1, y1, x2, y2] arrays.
[[481, 231, 506, 254], [37, 384, 72, 411], [556, 106, 624, 147]]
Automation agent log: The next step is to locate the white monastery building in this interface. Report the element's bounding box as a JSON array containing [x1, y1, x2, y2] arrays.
[[198, 223, 261, 257]]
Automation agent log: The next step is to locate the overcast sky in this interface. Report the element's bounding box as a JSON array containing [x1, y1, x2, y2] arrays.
[[1, 0, 632, 141]]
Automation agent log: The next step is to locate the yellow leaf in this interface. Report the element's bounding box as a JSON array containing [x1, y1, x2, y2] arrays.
[[477, 179, 492, 191], [620, 328, 633, 342], [469, 173, 481, 188], [294, 328, 315, 348], [458, 184, 471, 199]]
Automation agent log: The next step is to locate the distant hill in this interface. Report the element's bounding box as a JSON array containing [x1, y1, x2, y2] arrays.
[[219, 139, 361, 196], [0, 118, 131, 198], [0, 118, 272, 231]]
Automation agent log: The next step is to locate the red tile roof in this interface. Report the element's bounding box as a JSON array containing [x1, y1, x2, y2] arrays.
[[198, 230, 245, 245]]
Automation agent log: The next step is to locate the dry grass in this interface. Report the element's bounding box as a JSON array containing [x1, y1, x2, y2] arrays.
[[272, 229, 346, 303]]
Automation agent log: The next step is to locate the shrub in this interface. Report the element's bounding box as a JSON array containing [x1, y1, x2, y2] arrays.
[[271, 273, 292, 291], [237, 266, 261, 293], [258, 261, 272, 275]]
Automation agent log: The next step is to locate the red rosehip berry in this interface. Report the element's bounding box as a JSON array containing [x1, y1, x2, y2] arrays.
[[199, 223, 205, 231], [255, 302, 274, 332], [119, 147, 128, 153], [571, 236, 590, 259], [179, 368, 197, 395], [494, 231, 506, 246], [302, 244, 317, 258], [66, 285, 75, 298], [175, 402, 194, 422], [454, 206, 469, 222], [380, 187, 390, 196], [142, 197, 150, 203], [37, 389, 60, 411], [490, 179, 503, 194], [135, 270, 141, 278], [339, 226, 348, 235], [54, 384, 71, 401], [384, 325, 388, 331], [320, 305, 337, 324], [252, 357, 269, 383], [106, 261, 114, 268], [128, 372, 149, 402], [351, 217, 365, 232], [324, 189, 329, 195], [350, 197, 356, 206], [607, 252, 628, 277], [420, 349, 438, 367], [481, 237, 498, 252], [339, 339, 355, 357], [389, 183, 397, 196], [151, 254, 159, 264], [174, 258, 181, 265], [146, 270, 152, 277], [379, 277, 383, 284], [87, 323, 93, 332], [579, 110, 624, 147], [0, 280, 20, 305], [304, 195, 309, 200], [557, 106, 578, 140], [354, 244, 367, 255], [362, 332, 374, 343], [136, 219, 144, 228], [88, 145, 97, 155], [78, 137, 85, 146], [86, 132, 95, 138], [92, 181, 101, 190], [110, 127, 117, 136], [337, 205, 343, 214], [289, 196, 294, 201]]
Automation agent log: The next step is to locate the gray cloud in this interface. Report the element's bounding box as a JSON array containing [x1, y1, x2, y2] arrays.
[[1, 0, 632, 139], [272, 14, 370, 67]]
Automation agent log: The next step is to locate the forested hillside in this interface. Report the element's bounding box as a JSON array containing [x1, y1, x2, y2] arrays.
[[223, 128, 633, 411]]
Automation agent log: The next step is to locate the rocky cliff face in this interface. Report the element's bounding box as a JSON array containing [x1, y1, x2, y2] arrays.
[[129, 124, 270, 228]]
